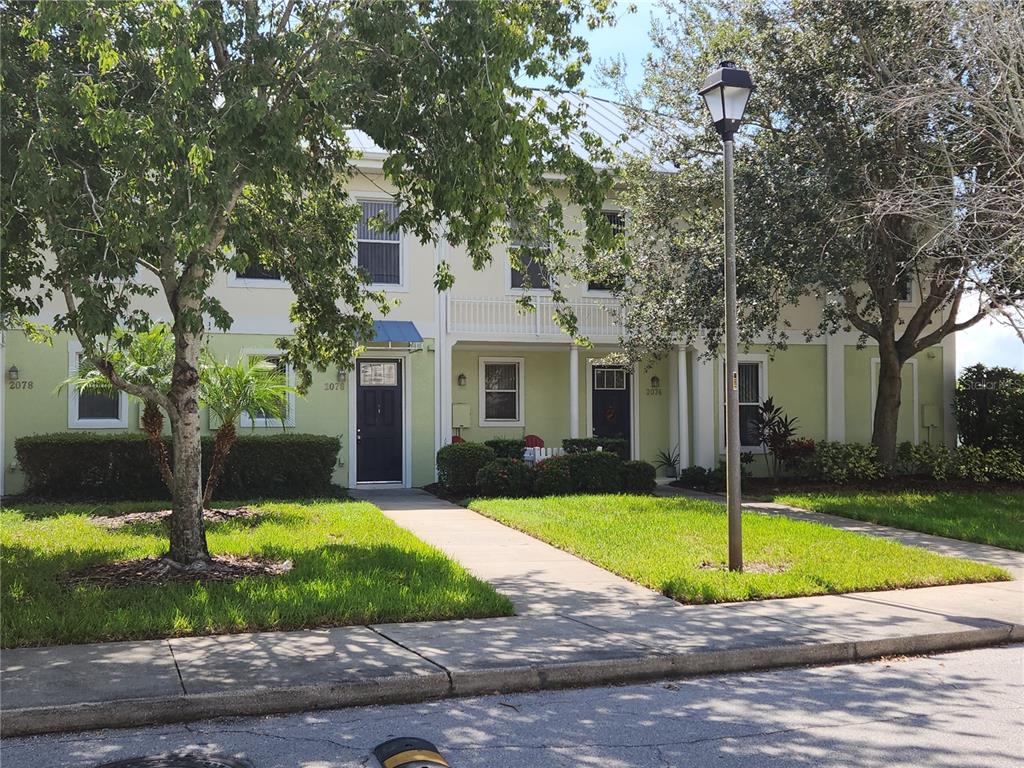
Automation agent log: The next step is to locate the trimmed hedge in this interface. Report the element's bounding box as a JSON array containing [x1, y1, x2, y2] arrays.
[[534, 455, 574, 496], [436, 442, 495, 496], [622, 460, 657, 493], [14, 432, 340, 500], [476, 458, 534, 498], [562, 437, 629, 460], [567, 451, 624, 493], [483, 438, 526, 460]]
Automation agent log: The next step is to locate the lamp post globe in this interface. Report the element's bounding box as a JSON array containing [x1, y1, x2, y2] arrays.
[[698, 60, 754, 572]]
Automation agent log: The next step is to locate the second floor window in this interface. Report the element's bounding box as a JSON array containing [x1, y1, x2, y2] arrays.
[[509, 223, 551, 290], [358, 200, 401, 285], [588, 210, 625, 292], [236, 257, 281, 281]]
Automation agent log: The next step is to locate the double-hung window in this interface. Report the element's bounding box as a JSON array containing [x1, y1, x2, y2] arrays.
[[480, 358, 524, 426], [235, 258, 282, 281], [357, 200, 402, 286], [587, 210, 625, 292], [509, 222, 551, 291], [240, 354, 295, 428], [721, 358, 766, 449], [67, 348, 128, 429]]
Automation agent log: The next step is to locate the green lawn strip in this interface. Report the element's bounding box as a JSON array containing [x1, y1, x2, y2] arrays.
[[470, 495, 1010, 605], [775, 491, 1024, 552], [1, 499, 512, 648]]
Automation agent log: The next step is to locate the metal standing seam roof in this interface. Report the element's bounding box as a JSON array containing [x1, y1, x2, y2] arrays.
[[344, 90, 670, 171]]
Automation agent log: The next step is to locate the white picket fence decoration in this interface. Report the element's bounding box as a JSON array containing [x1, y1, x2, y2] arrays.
[[523, 446, 565, 464]]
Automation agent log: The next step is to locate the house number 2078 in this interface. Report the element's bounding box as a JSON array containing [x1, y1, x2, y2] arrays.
[[8, 380, 34, 390]]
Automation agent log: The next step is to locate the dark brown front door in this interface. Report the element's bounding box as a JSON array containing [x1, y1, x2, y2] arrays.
[[356, 359, 403, 483]]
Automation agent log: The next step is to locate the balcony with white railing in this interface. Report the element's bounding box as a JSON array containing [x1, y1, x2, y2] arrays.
[[447, 295, 622, 341]]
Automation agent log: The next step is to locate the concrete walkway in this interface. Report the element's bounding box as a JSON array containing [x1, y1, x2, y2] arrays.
[[2, 490, 1022, 737], [357, 488, 679, 616]]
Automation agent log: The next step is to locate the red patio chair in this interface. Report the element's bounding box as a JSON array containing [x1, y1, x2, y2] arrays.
[[524, 434, 545, 448], [451, 435, 466, 443]]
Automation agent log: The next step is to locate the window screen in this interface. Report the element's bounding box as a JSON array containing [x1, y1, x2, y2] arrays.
[[236, 257, 281, 280], [509, 220, 551, 290], [736, 362, 762, 447], [78, 390, 120, 420], [483, 362, 519, 421], [357, 200, 401, 285]]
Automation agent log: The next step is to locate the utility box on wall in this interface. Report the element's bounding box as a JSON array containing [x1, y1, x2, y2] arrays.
[[452, 403, 470, 430]]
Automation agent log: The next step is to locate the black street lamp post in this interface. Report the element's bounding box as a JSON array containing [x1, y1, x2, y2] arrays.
[[698, 60, 755, 572]]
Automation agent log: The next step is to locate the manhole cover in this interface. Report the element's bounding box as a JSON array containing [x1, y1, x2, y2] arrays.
[[94, 757, 252, 768]]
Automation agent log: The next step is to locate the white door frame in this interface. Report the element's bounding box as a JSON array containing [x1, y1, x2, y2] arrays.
[[585, 359, 640, 460], [348, 350, 413, 488]]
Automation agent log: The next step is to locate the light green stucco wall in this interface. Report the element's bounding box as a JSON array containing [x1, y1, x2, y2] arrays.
[[2, 331, 437, 493], [844, 345, 945, 446]]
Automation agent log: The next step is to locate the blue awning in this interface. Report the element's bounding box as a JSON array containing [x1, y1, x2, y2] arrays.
[[371, 320, 423, 344]]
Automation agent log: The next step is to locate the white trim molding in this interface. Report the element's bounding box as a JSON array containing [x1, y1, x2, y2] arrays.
[[478, 356, 525, 427], [239, 348, 297, 428], [67, 341, 130, 429], [825, 336, 846, 442]]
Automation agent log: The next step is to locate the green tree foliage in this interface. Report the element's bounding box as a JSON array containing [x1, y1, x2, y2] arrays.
[[606, 0, 1023, 465], [955, 364, 1024, 451], [2, 0, 616, 564]]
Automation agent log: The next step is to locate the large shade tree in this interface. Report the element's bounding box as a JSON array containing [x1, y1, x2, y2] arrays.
[[606, 0, 1023, 465], [1, 0, 616, 566]]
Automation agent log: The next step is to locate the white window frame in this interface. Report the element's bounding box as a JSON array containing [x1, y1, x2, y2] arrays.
[[870, 356, 920, 444], [354, 196, 407, 291], [584, 208, 625, 296], [718, 353, 768, 452], [67, 342, 129, 429], [239, 349, 296, 428], [479, 357, 525, 427]]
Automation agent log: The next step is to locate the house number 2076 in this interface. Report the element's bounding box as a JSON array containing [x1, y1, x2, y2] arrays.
[[8, 380, 34, 390]]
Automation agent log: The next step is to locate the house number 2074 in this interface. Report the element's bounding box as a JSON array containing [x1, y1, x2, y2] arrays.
[[8, 380, 34, 390]]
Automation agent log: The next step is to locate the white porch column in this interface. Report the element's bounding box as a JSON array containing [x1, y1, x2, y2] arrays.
[[439, 338, 454, 457], [826, 336, 846, 442], [676, 345, 690, 469], [691, 345, 716, 468], [941, 333, 957, 448], [568, 345, 580, 438]]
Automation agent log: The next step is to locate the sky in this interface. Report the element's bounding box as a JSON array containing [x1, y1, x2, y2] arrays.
[[575, 1, 1023, 372]]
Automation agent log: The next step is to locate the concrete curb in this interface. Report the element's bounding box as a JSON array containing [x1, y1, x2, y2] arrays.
[[3, 625, 1018, 738]]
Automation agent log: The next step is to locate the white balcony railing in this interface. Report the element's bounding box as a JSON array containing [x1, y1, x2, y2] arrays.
[[447, 295, 622, 340]]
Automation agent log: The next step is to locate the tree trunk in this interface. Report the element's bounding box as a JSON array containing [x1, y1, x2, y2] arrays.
[[872, 343, 904, 467], [167, 327, 210, 565], [203, 421, 236, 505], [141, 400, 174, 492]]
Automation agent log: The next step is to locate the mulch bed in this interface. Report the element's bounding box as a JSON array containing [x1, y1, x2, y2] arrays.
[[698, 560, 788, 575], [89, 506, 261, 528], [59, 554, 293, 589]]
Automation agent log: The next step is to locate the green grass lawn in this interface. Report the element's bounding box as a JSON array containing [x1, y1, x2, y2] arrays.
[[1, 499, 513, 647], [471, 495, 1010, 604], [775, 490, 1024, 552]]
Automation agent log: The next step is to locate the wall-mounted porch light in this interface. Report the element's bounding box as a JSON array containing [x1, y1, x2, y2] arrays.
[[7, 365, 19, 382], [650, 375, 660, 389], [336, 369, 347, 386], [457, 373, 467, 387]]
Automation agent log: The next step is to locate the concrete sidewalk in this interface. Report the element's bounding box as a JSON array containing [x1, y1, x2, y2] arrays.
[[2, 491, 1022, 737]]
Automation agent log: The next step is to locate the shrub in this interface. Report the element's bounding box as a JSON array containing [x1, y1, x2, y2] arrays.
[[899, 442, 952, 481], [807, 442, 885, 485], [475, 458, 534, 498], [14, 432, 340, 500], [952, 445, 988, 482], [567, 451, 624, 492], [436, 442, 495, 496], [955, 364, 1024, 450], [205, 433, 340, 499], [706, 462, 726, 492], [483, 438, 526, 460], [533, 455, 574, 496], [562, 437, 629, 460], [676, 465, 709, 491], [986, 448, 1024, 483], [775, 437, 816, 477], [621, 460, 656, 493]]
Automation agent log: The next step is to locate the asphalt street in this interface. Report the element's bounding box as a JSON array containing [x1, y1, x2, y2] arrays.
[[4, 644, 1021, 768]]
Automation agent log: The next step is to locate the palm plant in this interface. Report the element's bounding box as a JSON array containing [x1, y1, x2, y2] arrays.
[[200, 355, 294, 503], [62, 325, 175, 489]]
